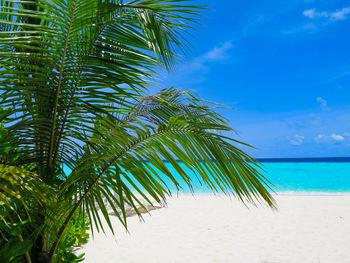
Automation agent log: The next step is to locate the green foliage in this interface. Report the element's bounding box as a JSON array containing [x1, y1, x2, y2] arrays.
[[0, 107, 18, 164], [0, 165, 53, 221], [0, 122, 11, 154], [54, 211, 90, 263], [0, 207, 32, 263], [65, 212, 90, 247], [0, 0, 275, 262], [0, 239, 33, 263]]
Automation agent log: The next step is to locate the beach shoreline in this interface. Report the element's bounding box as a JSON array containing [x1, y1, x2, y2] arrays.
[[79, 194, 350, 263]]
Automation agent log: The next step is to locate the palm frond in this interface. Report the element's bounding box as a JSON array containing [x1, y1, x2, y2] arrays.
[[48, 87, 275, 260], [1, 1, 274, 262], [0, 165, 53, 221], [1, 0, 201, 179]]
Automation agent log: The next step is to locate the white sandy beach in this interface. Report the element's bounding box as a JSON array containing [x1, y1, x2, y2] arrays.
[[79, 194, 350, 263]]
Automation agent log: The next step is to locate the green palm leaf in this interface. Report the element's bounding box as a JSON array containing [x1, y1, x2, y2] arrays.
[[0, 165, 53, 221], [0, 1, 275, 262], [48, 87, 275, 260]]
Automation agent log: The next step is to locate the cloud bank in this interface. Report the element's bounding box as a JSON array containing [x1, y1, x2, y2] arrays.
[[314, 133, 346, 143], [303, 7, 350, 20]]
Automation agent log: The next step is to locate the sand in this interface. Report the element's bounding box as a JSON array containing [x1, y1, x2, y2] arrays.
[[79, 194, 350, 263]]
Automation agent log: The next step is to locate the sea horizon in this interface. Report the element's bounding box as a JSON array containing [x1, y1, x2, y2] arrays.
[[120, 160, 350, 194], [256, 157, 350, 162], [158, 156, 350, 163], [63, 157, 350, 193]]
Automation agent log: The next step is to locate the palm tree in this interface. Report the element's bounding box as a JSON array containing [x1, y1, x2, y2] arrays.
[[0, 0, 275, 262]]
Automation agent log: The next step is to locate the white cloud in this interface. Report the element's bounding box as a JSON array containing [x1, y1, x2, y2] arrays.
[[331, 7, 350, 20], [303, 7, 350, 21], [314, 133, 345, 143], [289, 134, 304, 145], [314, 134, 325, 142], [203, 41, 232, 61], [331, 133, 345, 141], [316, 97, 328, 110], [303, 9, 328, 19], [160, 40, 233, 85]]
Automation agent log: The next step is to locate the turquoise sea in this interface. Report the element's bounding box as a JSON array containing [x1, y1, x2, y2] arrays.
[[123, 159, 350, 194], [251, 162, 350, 193], [66, 158, 350, 193]]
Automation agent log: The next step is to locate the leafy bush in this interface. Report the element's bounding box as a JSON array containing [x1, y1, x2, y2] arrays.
[[0, 204, 32, 263], [55, 211, 90, 263], [0, 203, 90, 263]]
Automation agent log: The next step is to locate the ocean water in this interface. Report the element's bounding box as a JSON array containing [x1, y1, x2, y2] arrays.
[[124, 160, 350, 194], [260, 162, 350, 193], [64, 159, 350, 193]]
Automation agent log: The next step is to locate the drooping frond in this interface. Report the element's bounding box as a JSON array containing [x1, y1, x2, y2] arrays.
[[48, 87, 275, 257], [0, 1, 275, 261]]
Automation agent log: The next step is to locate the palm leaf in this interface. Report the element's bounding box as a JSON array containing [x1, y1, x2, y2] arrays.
[[48, 87, 275, 260], [1, 1, 275, 262], [0, 165, 53, 221]]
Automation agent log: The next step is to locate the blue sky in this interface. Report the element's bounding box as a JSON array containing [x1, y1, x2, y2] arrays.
[[158, 0, 350, 158]]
